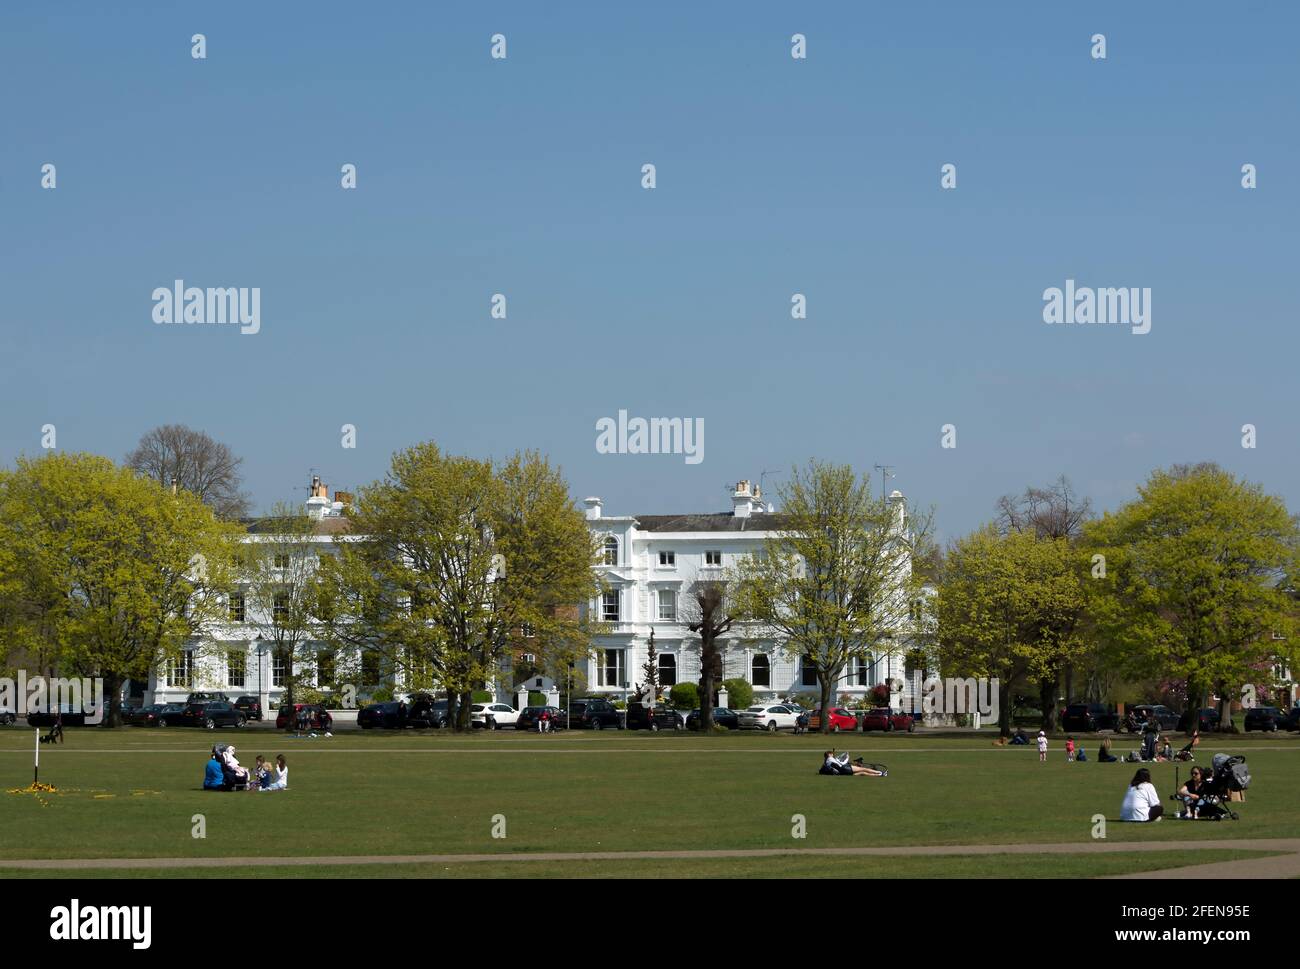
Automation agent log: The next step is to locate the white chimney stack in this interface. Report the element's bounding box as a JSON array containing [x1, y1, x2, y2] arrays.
[[732, 480, 757, 519], [583, 497, 603, 521]]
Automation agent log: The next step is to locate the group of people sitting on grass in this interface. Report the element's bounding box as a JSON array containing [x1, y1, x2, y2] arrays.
[[203, 745, 287, 792], [1122, 763, 1233, 822]]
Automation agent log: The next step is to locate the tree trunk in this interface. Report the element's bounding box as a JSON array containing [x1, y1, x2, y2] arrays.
[[456, 689, 473, 731], [445, 692, 459, 730], [818, 670, 833, 734], [1039, 677, 1058, 733], [698, 642, 715, 732], [998, 679, 1011, 736], [101, 672, 123, 728]]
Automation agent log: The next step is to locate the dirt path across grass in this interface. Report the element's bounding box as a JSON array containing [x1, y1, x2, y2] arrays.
[[2, 838, 1297, 875]]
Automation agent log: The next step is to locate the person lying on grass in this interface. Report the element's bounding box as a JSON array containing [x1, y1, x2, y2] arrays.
[[820, 750, 887, 776]]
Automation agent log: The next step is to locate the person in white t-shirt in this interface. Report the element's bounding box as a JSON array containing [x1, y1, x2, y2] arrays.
[[260, 754, 288, 791], [1037, 730, 1048, 763], [1120, 767, 1164, 821]]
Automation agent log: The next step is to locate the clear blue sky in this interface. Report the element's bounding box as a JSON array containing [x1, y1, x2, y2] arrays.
[[2, 1, 1296, 543]]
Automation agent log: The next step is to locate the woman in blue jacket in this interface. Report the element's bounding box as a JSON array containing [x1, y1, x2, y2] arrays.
[[203, 753, 226, 790]]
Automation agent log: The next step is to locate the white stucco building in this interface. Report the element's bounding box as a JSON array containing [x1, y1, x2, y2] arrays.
[[580, 480, 933, 712], [143, 476, 934, 714]]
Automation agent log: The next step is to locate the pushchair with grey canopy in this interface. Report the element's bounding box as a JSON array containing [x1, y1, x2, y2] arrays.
[[1173, 753, 1249, 821], [211, 743, 249, 791]]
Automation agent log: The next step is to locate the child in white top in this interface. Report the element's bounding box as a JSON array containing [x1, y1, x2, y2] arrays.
[[1037, 730, 1048, 762], [260, 754, 288, 791]]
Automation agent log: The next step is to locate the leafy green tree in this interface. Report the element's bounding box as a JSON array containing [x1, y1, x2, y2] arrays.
[[0, 452, 235, 726], [935, 527, 1086, 735], [316, 443, 601, 730], [734, 461, 930, 734], [1083, 464, 1299, 730]]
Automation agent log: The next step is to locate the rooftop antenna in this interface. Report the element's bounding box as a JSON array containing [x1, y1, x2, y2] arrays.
[[759, 469, 782, 498], [873, 464, 895, 502]]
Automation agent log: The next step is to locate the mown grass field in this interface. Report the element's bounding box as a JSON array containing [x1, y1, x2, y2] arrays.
[[1, 725, 1295, 877]]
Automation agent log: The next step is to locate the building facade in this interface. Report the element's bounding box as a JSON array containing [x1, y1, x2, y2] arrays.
[[146, 477, 934, 715], [580, 480, 934, 712]]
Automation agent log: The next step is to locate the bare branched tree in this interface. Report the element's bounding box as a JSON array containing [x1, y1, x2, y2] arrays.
[[126, 424, 250, 520], [996, 474, 1091, 541], [683, 580, 735, 730]]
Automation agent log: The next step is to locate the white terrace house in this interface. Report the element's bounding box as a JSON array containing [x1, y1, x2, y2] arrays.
[[146, 477, 934, 712], [147, 477, 356, 709], [581, 480, 935, 712]]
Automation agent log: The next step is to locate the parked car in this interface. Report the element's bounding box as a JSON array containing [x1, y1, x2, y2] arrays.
[[1061, 703, 1119, 732], [183, 701, 246, 730], [515, 706, 567, 730], [470, 703, 520, 730], [275, 703, 333, 731], [804, 707, 860, 733], [859, 708, 916, 732], [1198, 708, 1223, 732], [357, 699, 447, 729], [1279, 707, 1300, 731], [1126, 704, 1181, 732], [232, 695, 263, 721], [186, 692, 230, 705], [685, 707, 740, 730], [124, 703, 171, 727], [738, 704, 799, 732], [1244, 706, 1284, 732], [567, 697, 623, 730], [0, 711, 15, 726], [625, 702, 683, 731], [26, 703, 103, 727], [358, 702, 404, 729]]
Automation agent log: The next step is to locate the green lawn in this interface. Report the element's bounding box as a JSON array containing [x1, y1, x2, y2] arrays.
[[2, 726, 1295, 877]]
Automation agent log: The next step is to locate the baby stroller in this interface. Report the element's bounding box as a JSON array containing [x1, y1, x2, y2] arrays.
[[212, 743, 249, 791], [1175, 753, 1249, 821]]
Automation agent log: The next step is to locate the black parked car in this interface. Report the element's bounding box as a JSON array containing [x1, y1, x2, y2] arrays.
[[515, 706, 567, 730], [358, 699, 448, 729], [1279, 707, 1300, 731], [182, 701, 246, 729], [1198, 707, 1223, 732], [26, 703, 103, 727], [124, 703, 184, 727], [232, 695, 263, 721], [1244, 706, 1284, 732], [1060, 703, 1119, 732], [685, 707, 739, 730], [1127, 704, 1181, 732], [625, 702, 684, 731], [567, 697, 623, 730]]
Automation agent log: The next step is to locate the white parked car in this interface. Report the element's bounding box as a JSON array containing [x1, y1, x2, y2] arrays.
[[738, 704, 799, 732], [470, 703, 520, 730]]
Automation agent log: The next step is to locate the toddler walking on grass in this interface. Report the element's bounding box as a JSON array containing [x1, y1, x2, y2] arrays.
[[1037, 730, 1048, 763], [1065, 736, 1075, 762]]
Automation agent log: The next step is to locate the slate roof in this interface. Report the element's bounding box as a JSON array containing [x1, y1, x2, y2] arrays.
[[631, 512, 788, 533]]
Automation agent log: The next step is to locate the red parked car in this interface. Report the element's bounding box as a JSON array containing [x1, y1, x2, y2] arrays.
[[860, 708, 915, 732], [797, 707, 859, 733]]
